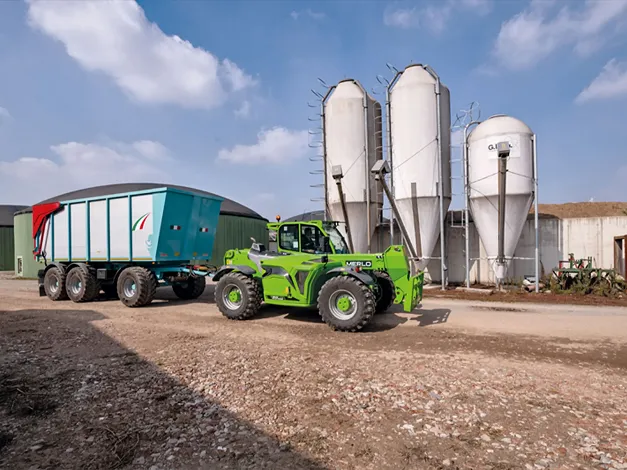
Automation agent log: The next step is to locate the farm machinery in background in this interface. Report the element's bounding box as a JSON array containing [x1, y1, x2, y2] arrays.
[[551, 253, 625, 294]]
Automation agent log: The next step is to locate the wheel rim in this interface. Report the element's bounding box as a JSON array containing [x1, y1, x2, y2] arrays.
[[223, 284, 243, 310], [47, 275, 59, 294], [123, 278, 137, 298], [328, 289, 357, 321], [69, 274, 82, 295]]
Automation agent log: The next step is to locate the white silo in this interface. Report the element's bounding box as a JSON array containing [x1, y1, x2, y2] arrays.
[[467, 114, 536, 285], [323, 79, 382, 253], [388, 64, 451, 274]]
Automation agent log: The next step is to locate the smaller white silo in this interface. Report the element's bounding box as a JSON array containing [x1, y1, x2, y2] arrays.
[[467, 114, 536, 283]]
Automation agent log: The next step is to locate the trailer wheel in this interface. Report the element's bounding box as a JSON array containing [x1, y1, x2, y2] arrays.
[[374, 271, 395, 314], [117, 267, 157, 307], [101, 284, 119, 300], [317, 275, 375, 332], [43, 266, 69, 301], [215, 272, 261, 320], [66, 265, 100, 303], [172, 276, 206, 300]]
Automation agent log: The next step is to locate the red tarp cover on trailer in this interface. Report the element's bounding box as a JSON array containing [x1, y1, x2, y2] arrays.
[[32, 202, 61, 239]]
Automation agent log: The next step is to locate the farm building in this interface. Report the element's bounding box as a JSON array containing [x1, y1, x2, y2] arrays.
[[287, 202, 627, 285], [0, 205, 27, 271], [13, 183, 268, 278]]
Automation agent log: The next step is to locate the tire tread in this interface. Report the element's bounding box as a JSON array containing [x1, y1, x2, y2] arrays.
[[216, 272, 261, 320], [67, 265, 100, 303], [117, 266, 157, 307], [317, 275, 375, 332], [374, 271, 395, 314], [172, 276, 206, 300], [44, 266, 69, 301]]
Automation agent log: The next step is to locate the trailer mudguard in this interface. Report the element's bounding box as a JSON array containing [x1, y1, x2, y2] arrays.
[[213, 265, 256, 282]]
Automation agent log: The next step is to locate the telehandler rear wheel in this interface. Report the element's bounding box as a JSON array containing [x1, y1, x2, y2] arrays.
[[317, 276, 375, 332], [373, 271, 395, 314], [215, 272, 261, 320]]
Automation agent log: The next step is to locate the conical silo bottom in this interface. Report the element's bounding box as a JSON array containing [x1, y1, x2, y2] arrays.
[[395, 196, 451, 270], [469, 193, 534, 279]]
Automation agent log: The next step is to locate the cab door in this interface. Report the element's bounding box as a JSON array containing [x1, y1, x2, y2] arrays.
[[277, 223, 301, 254]]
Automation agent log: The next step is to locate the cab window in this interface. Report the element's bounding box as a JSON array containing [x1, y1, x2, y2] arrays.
[[279, 224, 300, 251], [300, 225, 324, 253]]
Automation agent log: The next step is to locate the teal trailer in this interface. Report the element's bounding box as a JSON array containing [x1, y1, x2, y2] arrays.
[[33, 187, 223, 307]]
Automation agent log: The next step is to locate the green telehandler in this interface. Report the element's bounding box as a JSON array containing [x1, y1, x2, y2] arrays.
[[212, 161, 425, 332]]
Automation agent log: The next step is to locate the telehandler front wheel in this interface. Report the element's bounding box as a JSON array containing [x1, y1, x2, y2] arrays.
[[215, 272, 261, 320], [317, 276, 376, 332], [374, 271, 395, 314]]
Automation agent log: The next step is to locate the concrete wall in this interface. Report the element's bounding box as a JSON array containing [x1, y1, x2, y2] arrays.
[[373, 215, 627, 285]]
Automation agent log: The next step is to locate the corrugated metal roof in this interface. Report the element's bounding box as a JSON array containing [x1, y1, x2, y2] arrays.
[[13, 183, 265, 220], [0, 205, 28, 226]]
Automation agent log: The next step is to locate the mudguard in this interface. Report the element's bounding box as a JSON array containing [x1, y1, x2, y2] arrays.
[[327, 267, 376, 287], [213, 265, 256, 282]]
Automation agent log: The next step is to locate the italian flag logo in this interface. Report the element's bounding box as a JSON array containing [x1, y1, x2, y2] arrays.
[[132, 212, 151, 231]]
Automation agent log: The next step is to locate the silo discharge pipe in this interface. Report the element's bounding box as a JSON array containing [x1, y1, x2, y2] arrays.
[[331, 165, 355, 254], [371, 160, 419, 274], [496, 141, 510, 289]]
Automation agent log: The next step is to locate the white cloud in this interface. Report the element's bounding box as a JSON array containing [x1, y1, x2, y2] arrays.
[[290, 9, 325, 20], [0, 107, 12, 124], [384, 0, 491, 33], [0, 140, 171, 203], [131, 140, 170, 160], [26, 0, 257, 109], [493, 0, 627, 70], [234, 100, 251, 118], [576, 58, 627, 103], [217, 127, 309, 164]]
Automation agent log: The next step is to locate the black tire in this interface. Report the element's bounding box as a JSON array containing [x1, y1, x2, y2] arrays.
[[43, 266, 69, 301], [101, 283, 119, 300], [172, 276, 206, 300], [66, 265, 100, 303], [117, 266, 157, 307], [374, 271, 395, 314], [317, 275, 376, 332], [215, 272, 261, 320]]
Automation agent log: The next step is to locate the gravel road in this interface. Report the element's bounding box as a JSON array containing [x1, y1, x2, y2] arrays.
[[1, 277, 626, 469]]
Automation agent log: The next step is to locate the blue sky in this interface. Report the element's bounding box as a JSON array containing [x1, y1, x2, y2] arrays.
[[1, 0, 626, 220]]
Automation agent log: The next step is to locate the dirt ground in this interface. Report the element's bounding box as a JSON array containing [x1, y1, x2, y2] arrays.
[[1, 278, 627, 470]]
